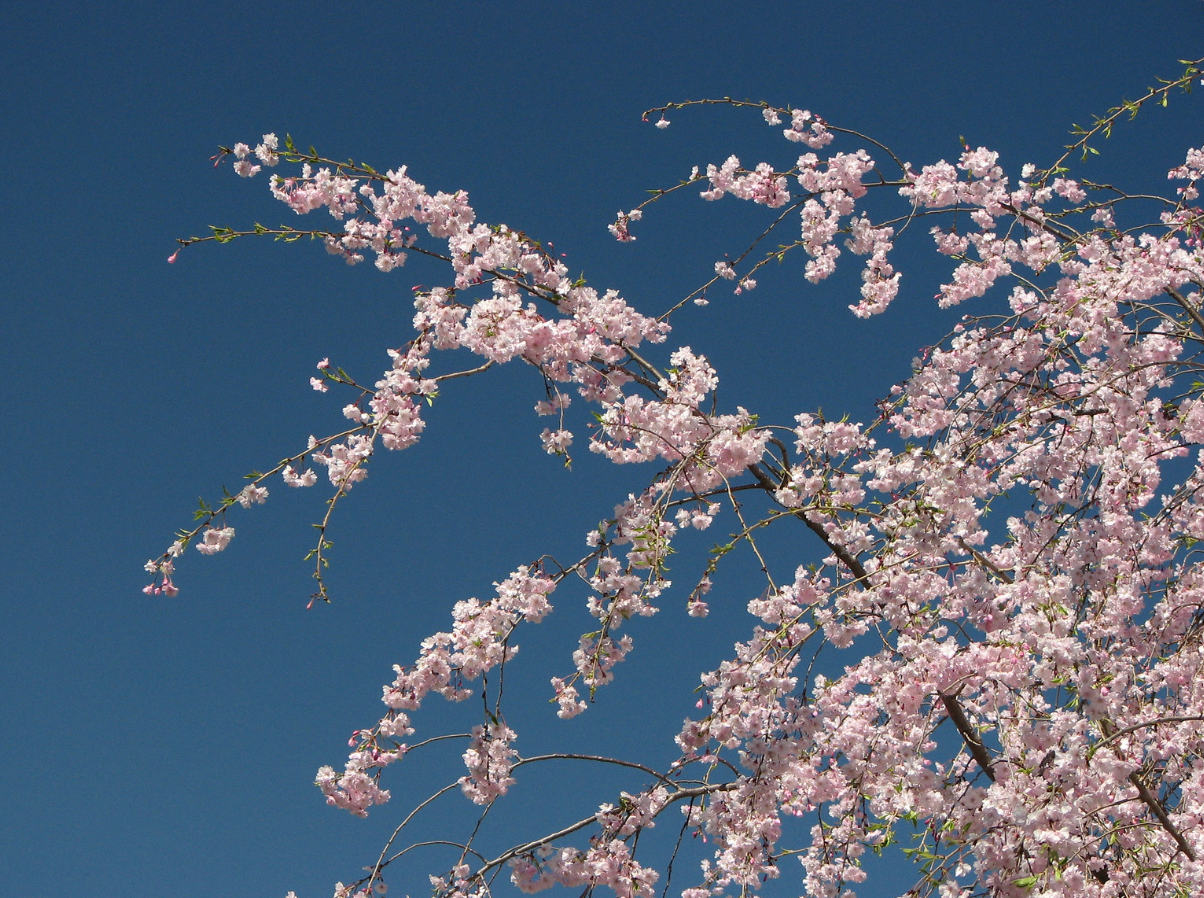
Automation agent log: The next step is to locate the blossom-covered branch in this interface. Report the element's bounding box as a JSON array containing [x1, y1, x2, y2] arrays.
[[160, 56, 1204, 898]]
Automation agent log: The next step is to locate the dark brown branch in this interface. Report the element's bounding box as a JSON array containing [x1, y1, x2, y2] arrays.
[[475, 781, 736, 875], [1167, 286, 1204, 337], [1090, 715, 1204, 757], [796, 511, 870, 583], [747, 464, 870, 584], [956, 536, 1013, 584], [939, 693, 996, 782], [1125, 772, 1196, 861], [1099, 719, 1196, 861]]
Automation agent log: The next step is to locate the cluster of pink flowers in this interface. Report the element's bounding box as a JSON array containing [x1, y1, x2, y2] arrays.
[[699, 157, 789, 207], [591, 348, 768, 491], [382, 566, 556, 712], [315, 758, 392, 818], [141, 549, 180, 596], [195, 525, 235, 555], [459, 722, 519, 804], [231, 133, 279, 178], [510, 839, 660, 897], [1169, 147, 1204, 200], [780, 108, 834, 148]]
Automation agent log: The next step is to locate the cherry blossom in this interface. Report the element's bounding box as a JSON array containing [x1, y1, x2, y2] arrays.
[[158, 60, 1204, 898]]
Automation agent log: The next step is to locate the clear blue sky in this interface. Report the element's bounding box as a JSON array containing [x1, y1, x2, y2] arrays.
[[4, 3, 1204, 897]]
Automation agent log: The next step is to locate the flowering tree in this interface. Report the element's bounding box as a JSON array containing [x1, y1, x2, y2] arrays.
[[150, 59, 1204, 898]]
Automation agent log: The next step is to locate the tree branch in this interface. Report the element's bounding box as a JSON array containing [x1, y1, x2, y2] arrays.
[[939, 692, 996, 782], [473, 782, 736, 877], [747, 463, 870, 583], [1099, 718, 1196, 861], [1166, 286, 1204, 337]]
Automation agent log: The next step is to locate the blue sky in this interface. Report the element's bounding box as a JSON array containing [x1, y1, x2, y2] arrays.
[[5, 3, 1204, 897]]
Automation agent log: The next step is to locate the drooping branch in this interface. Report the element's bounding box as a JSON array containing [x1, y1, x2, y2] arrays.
[[473, 781, 737, 878], [1125, 772, 1196, 861], [1089, 715, 1204, 757], [511, 753, 676, 787], [1098, 719, 1196, 861], [939, 692, 996, 783], [1166, 286, 1204, 337], [747, 463, 870, 584], [956, 536, 1013, 584], [165, 69, 1204, 898]]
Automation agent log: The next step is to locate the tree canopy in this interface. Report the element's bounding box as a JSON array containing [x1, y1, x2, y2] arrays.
[[153, 59, 1204, 898]]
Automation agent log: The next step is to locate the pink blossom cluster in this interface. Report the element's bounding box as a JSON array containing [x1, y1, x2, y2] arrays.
[[458, 722, 519, 804], [1169, 146, 1204, 200], [231, 133, 279, 178], [691, 138, 889, 307], [596, 786, 670, 836], [699, 157, 789, 208], [608, 208, 642, 242], [591, 348, 768, 491], [510, 839, 659, 898], [195, 525, 235, 555], [844, 215, 898, 317], [310, 567, 555, 816], [315, 759, 392, 818], [781, 109, 834, 148], [141, 547, 180, 596], [382, 566, 555, 711], [428, 868, 487, 898]]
